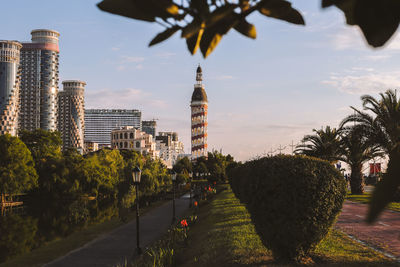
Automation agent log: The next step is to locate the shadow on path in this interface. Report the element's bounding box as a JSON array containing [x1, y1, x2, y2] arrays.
[[45, 195, 190, 267]]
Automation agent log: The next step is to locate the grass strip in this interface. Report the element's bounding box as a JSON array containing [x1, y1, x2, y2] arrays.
[[0, 199, 167, 267], [347, 193, 400, 212], [174, 185, 396, 266]]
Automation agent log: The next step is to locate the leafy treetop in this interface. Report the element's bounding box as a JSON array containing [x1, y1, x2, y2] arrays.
[[0, 134, 38, 196], [97, 0, 400, 58]]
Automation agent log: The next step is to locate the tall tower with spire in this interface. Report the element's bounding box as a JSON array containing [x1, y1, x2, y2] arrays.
[[191, 65, 208, 160]]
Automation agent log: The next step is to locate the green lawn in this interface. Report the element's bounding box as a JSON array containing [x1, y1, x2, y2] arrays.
[[347, 193, 400, 212], [174, 185, 396, 266], [0, 199, 167, 267]]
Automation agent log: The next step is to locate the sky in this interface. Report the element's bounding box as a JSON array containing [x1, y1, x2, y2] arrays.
[[2, 0, 400, 163]]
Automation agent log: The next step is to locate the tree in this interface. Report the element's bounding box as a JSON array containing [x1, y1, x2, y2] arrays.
[[118, 149, 143, 203], [19, 129, 62, 160], [63, 148, 86, 196], [192, 151, 236, 183], [82, 149, 125, 198], [97, 0, 400, 58], [19, 130, 66, 196], [142, 157, 169, 191], [197, 162, 208, 175], [337, 125, 383, 194], [341, 90, 400, 222], [0, 214, 38, 262], [140, 169, 158, 195], [294, 126, 341, 163], [0, 134, 38, 200], [173, 156, 192, 174]]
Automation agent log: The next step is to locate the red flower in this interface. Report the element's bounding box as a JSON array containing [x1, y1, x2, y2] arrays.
[[213, 181, 216, 185], [208, 186, 212, 191], [180, 219, 188, 227], [194, 201, 198, 207]]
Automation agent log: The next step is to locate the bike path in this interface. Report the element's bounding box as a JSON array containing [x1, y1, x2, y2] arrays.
[[45, 195, 190, 267], [336, 201, 400, 260]]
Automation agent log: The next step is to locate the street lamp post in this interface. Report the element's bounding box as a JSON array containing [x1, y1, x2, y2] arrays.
[[171, 171, 177, 223], [132, 166, 142, 255], [189, 172, 193, 208]]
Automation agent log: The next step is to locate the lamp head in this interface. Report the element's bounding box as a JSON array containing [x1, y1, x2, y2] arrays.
[[132, 166, 141, 184], [172, 171, 177, 182]]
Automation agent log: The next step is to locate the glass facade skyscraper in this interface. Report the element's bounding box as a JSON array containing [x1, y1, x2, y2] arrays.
[[85, 109, 141, 146], [0, 41, 22, 136], [19, 29, 60, 131], [58, 80, 85, 152]]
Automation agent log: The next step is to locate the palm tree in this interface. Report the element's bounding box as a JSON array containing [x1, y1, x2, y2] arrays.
[[294, 126, 341, 163], [341, 89, 400, 222], [337, 125, 383, 194]]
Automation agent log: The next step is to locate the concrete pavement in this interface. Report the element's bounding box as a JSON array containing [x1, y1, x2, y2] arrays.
[[45, 194, 190, 267]]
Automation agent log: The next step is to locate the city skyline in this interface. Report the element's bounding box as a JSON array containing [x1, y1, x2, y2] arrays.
[[2, 0, 400, 161]]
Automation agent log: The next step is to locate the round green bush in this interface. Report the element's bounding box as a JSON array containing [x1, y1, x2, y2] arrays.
[[230, 155, 346, 262]]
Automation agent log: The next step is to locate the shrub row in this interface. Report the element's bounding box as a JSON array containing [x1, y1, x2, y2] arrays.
[[229, 155, 346, 262]]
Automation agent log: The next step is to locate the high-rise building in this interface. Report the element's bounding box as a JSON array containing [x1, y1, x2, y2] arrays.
[[142, 120, 157, 138], [19, 29, 60, 131], [191, 65, 208, 160], [85, 109, 141, 147], [58, 80, 85, 152], [0, 41, 22, 136]]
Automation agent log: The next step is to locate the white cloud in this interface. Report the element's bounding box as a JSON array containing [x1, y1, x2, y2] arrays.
[[322, 69, 400, 95], [117, 65, 126, 71], [120, 56, 145, 63], [384, 34, 400, 50], [329, 25, 400, 52], [155, 52, 176, 59], [330, 27, 365, 50], [85, 88, 167, 109], [349, 67, 374, 72], [115, 56, 145, 71], [305, 19, 341, 33]]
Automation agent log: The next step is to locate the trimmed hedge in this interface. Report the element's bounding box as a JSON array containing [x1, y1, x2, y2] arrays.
[[229, 155, 346, 262]]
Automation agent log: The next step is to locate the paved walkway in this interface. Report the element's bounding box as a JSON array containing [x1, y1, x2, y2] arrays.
[[45, 194, 190, 267], [336, 201, 400, 260]]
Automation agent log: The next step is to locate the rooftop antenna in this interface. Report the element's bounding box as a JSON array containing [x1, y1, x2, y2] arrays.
[[289, 140, 296, 155], [277, 144, 287, 155]]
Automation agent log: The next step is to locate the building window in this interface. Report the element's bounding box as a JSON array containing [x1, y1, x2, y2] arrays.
[[124, 142, 127, 148], [136, 141, 140, 148], [120, 133, 123, 139], [124, 133, 128, 139], [130, 132, 133, 139]]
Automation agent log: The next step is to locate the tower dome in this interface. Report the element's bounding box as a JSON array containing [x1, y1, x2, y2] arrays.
[[192, 64, 207, 102], [191, 87, 208, 102]]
